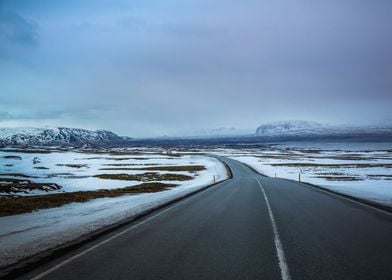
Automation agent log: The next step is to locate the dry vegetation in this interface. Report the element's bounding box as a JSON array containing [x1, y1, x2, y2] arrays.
[[102, 163, 162, 166], [314, 175, 363, 181], [0, 182, 176, 217], [94, 172, 193, 181], [0, 173, 36, 178], [2, 155, 22, 160], [270, 163, 392, 168], [0, 178, 61, 194], [99, 165, 206, 172], [105, 157, 150, 161], [0, 149, 54, 154], [367, 175, 392, 180], [56, 164, 89, 169]]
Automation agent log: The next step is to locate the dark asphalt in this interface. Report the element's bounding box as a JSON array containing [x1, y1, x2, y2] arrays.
[[21, 158, 392, 280]]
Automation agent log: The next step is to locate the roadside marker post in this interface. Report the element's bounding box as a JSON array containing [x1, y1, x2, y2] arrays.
[[298, 173, 301, 182], [213, 175, 216, 184]]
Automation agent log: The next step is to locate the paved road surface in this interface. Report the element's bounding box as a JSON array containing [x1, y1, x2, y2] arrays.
[[20, 158, 392, 280]]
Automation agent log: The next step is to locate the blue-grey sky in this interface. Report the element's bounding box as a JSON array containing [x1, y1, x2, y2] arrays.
[[1, 0, 391, 137]]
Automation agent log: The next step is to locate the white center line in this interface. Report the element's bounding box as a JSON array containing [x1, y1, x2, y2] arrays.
[[256, 178, 292, 280]]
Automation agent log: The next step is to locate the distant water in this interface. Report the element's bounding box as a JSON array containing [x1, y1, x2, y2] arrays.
[[277, 141, 392, 151]]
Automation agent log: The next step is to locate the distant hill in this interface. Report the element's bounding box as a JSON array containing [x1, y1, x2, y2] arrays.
[[256, 121, 323, 136], [255, 120, 392, 141], [0, 127, 132, 147]]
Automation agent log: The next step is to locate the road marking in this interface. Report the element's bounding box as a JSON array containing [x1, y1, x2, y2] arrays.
[[29, 191, 205, 280], [256, 178, 292, 280], [237, 159, 392, 218], [298, 181, 392, 217]]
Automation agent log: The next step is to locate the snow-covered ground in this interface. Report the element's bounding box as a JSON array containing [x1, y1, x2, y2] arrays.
[[0, 150, 223, 195], [0, 149, 228, 268], [206, 142, 392, 207], [2, 142, 392, 268]]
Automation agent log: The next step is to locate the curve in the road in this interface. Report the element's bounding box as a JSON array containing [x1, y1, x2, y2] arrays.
[[18, 157, 392, 280]]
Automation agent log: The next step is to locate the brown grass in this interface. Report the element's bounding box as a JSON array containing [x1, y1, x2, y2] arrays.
[[2, 155, 22, 160], [314, 176, 363, 181], [56, 164, 89, 169], [99, 165, 205, 172], [94, 172, 193, 181], [0, 149, 53, 154], [0, 173, 36, 178], [0, 182, 176, 217], [270, 163, 392, 168], [102, 163, 161, 166], [0, 178, 61, 193], [367, 175, 392, 180], [105, 157, 149, 161]]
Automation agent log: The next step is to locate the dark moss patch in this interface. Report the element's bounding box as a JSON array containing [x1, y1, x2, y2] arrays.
[[33, 157, 41, 164], [2, 155, 22, 160]]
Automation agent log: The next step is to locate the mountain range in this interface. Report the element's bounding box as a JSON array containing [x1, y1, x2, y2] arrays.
[[1, 121, 391, 147], [0, 127, 131, 147], [255, 121, 392, 138]]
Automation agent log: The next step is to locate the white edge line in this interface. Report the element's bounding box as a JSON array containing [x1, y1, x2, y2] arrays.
[[298, 181, 392, 217], [238, 161, 392, 218], [29, 192, 203, 280], [256, 178, 291, 280]]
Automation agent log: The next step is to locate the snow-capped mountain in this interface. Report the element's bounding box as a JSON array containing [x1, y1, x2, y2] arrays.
[[256, 121, 324, 136], [0, 127, 132, 147]]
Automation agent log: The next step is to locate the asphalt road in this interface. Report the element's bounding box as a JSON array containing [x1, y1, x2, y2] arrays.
[[21, 158, 392, 280]]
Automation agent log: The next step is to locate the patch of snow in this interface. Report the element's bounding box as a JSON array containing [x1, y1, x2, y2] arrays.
[[226, 146, 392, 207], [0, 151, 224, 194]]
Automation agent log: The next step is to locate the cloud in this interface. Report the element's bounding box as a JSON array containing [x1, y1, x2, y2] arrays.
[[0, 11, 38, 47], [0, 111, 12, 120], [0, 0, 391, 136]]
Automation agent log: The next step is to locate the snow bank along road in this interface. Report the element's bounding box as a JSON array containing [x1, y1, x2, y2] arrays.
[[17, 158, 392, 280]]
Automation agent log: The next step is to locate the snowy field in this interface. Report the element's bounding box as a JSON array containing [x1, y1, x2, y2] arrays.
[[0, 150, 225, 195], [0, 148, 228, 268], [207, 142, 392, 207], [1, 142, 392, 268]]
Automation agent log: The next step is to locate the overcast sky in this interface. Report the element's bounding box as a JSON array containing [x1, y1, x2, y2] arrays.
[[0, 0, 391, 137]]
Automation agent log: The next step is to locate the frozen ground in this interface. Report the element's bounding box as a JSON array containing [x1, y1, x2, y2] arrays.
[[2, 142, 391, 269], [0, 150, 223, 195], [206, 142, 392, 207], [0, 149, 228, 268]]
